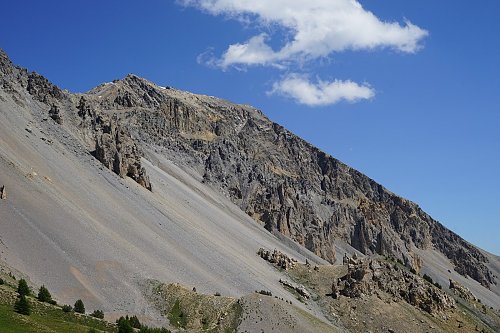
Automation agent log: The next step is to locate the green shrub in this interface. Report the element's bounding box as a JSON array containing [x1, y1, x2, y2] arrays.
[[91, 309, 104, 319], [116, 315, 142, 329], [74, 299, 85, 314], [17, 279, 31, 296], [434, 281, 442, 289], [168, 300, 187, 328], [0, 278, 4, 285], [14, 294, 31, 315], [62, 304, 73, 313], [117, 316, 133, 333], [37, 285, 52, 303], [129, 315, 141, 329]]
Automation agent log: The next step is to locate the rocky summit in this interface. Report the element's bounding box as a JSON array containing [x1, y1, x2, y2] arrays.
[[0, 49, 499, 332]]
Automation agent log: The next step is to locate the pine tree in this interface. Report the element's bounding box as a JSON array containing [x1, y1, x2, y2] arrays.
[[74, 299, 85, 314], [17, 279, 30, 296], [14, 294, 31, 315], [37, 285, 52, 303], [129, 315, 141, 329], [117, 316, 133, 333]]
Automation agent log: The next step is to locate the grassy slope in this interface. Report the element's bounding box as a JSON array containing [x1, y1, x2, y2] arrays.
[[0, 280, 115, 333]]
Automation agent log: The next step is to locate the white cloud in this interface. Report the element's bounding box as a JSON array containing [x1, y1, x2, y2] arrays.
[[269, 74, 374, 106], [181, 0, 428, 68]]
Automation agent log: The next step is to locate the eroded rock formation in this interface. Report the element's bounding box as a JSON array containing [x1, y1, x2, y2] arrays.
[[335, 258, 455, 314], [258, 248, 298, 271]]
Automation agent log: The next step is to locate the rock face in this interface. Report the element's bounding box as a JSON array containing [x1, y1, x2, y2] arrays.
[[336, 257, 455, 314], [97, 75, 493, 288], [0, 48, 495, 289], [75, 95, 152, 191]]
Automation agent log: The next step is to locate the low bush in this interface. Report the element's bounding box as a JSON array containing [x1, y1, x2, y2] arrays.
[[91, 309, 104, 319], [62, 304, 73, 313]]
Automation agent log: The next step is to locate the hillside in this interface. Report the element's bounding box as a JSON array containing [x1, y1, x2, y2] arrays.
[[0, 48, 499, 330]]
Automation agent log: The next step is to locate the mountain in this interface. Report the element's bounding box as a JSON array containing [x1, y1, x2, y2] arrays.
[[0, 48, 499, 331]]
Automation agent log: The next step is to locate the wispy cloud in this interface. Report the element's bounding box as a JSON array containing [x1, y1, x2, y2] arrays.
[[269, 74, 374, 106], [180, 0, 427, 106]]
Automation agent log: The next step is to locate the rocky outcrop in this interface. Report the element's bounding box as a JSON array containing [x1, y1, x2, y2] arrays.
[[48, 104, 62, 124], [94, 121, 151, 191], [26, 71, 63, 103], [258, 248, 298, 271], [0, 185, 6, 200], [336, 258, 455, 314], [279, 279, 310, 299], [76, 97, 152, 191]]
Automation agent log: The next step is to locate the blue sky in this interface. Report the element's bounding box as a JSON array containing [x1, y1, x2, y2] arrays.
[[1, 1, 499, 254]]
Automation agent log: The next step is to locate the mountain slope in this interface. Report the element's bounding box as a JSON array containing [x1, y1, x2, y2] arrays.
[[0, 50, 331, 324], [0, 47, 498, 320], [86, 72, 498, 290]]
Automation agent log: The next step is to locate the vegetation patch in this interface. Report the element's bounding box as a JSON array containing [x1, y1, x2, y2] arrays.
[[168, 299, 187, 329], [0, 279, 115, 333], [147, 281, 243, 333]]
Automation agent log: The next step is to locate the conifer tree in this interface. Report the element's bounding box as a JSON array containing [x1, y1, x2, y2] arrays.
[[14, 294, 31, 315], [74, 299, 85, 314], [37, 285, 52, 303], [17, 279, 30, 296]]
